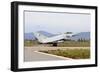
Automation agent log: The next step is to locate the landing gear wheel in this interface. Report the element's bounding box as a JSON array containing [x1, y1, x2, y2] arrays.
[[53, 43, 57, 46]]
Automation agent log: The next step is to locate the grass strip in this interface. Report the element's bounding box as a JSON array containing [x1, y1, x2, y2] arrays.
[[40, 49, 90, 59]]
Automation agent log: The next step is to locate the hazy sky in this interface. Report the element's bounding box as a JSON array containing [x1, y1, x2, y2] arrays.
[[24, 11, 91, 34]]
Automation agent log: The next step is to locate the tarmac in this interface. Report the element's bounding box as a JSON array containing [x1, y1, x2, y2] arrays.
[[24, 45, 89, 62]]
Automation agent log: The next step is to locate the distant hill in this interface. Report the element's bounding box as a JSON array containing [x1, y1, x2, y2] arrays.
[[24, 31, 90, 41], [71, 32, 90, 41], [24, 33, 36, 40], [24, 31, 55, 40]]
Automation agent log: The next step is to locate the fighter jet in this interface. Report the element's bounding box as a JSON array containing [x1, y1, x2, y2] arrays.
[[33, 31, 72, 46]]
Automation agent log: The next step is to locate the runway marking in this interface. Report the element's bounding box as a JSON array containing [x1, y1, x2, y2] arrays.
[[34, 51, 73, 60]]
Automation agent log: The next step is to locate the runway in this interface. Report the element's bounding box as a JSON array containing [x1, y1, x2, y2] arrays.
[[24, 46, 89, 62], [24, 47, 68, 62]]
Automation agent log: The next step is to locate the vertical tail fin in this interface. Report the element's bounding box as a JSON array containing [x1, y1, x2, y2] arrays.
[[33, 32, 48, 42]]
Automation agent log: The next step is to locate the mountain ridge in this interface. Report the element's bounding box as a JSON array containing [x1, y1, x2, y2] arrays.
[[24, 31, 90, 41]]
